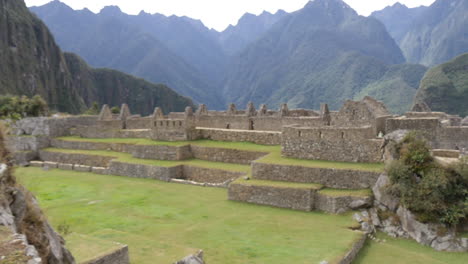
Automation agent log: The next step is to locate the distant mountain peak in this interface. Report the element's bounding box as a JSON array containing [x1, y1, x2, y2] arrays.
[[99, 5, 122, 16], [304, 0, 356, 16]]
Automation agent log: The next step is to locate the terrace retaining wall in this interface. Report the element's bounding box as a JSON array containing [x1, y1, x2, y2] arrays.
[[252, 162, 380, 189], [39, 151, 114, 167], [182, 166, 245, 184], [197, 128, 281, 145], [190, 145, 267, 165], [228, 183, 315, 211], [107, 161, 183, 181], [84, 245, 130, 264]]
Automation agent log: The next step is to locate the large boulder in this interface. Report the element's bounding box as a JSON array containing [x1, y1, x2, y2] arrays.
[[372, 174, 399, 212], [397, 207, 468, 252]]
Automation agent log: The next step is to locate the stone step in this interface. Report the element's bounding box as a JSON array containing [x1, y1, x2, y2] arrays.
[[228, 178, 372, 213]]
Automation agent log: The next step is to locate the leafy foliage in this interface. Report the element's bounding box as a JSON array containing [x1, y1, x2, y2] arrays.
[[83, 102, 100, 115], [0, 95, 48, 120], [387, 132, 468, 226], [110, 106, 120, 114]]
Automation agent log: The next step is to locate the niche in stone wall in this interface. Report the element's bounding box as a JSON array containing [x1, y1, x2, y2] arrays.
[[226, 124, 230, 129], [249, 120, 255, 130], [341, 131, 345, 139]]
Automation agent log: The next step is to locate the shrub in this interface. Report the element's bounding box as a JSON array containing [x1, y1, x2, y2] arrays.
[[0, 95, 48, 120], [83, 102, 100, 115], [386, 132, 467, 227], [111, 106, 120, 114]]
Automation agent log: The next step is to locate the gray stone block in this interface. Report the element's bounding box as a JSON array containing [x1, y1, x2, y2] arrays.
[[58, 163, 74, 170], [92, 167, 108, 175], [43, 161, 58, 168], [30, 161, 43, 167], [74, 165, 91, 172]]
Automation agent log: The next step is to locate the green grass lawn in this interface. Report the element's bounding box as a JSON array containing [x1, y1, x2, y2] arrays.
[[354, 232, 468, 264], [42, 148, 251, 173], [16, 167, 362, 264], [65, 233, 125, 263]]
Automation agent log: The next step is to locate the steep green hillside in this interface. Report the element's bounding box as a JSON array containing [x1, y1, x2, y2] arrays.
[[399, 0, 468, 66], [413, 53, 468, 117], [355, 64, 427, 114], [223, 0, 418, 111], [30, 2, 224, 108], [0, 0, 193, 115]]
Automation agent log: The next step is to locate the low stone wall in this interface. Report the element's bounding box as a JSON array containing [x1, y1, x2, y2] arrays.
[[197, 128, 281, 145], [84, 245, 129, 264], [107, 161, 183, 181], [72, 126, 150, 139], [39, 151, 114, 167], [190, 145, 267, 164], [335, 233, 367, 264], [252, 162, 380, 189], [131, 145, 192, 161], [12, 151, 37, 165], [10, 116, 98, 137], [182, 166, 245, 184], [228, 183, 315, 211], [52, 139, 192, 161], [315, 192, 372, 214], [6, 135, 50, 152]]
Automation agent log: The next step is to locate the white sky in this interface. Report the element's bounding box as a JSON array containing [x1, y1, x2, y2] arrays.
[[24, 0, 437, 31]]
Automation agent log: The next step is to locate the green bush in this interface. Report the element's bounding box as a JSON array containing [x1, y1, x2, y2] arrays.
[[387, 132, 467, 227], [110, 106, 120, 114], [83, 102, 100, 115], [0, 95, 48, 120]]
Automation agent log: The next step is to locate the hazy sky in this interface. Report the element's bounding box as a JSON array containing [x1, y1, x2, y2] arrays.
[[24, 0, 437, 31]]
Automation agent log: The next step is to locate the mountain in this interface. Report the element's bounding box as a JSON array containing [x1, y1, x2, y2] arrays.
[[371, 3, 427, 44], [222, 0, 421, 112], [30, 1, 224, 108], [219, 10, 288, 56], [0, 0, 193, 115], [413, 53, 468, 117], [395, 0, 468, 66]]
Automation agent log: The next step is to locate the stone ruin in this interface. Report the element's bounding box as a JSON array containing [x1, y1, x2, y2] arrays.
[[4, 97, 468, 255]]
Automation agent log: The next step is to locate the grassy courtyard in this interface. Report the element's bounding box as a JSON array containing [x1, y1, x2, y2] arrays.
[[15, 167, 468, 264], [16, 167, 362, 264]]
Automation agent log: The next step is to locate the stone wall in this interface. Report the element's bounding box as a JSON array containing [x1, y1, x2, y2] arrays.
[[126, 117, 152, 129], [438, 126, 468, 150], [190, 145, 267, 164], [197, 128, 281, 145], [182, 166, 244, 184], [386, 118, 439, 143], [10, 116, 98, 137], [281, 126, 383, 163], [131, 145, 192, 161], [72, 126, 150, 139], [335, 233, 367, 264], [252, 162, 380, 189], [39, 151, 114, 167], [85, 245, 129, 264], [196, 115, 251, 130], [107, 161, 183, 181], [228, 183, 315, 211], [6, 136, 50, 152], [315, 192, 372, 214]]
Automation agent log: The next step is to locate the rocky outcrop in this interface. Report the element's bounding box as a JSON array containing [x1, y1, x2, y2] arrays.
[[355, 172, 468, 252], [174, 250, 205, 264], [0, 127, 76, 263]]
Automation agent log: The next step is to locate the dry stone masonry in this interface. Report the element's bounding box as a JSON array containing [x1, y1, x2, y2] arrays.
[[4, 97, 468, 256]]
